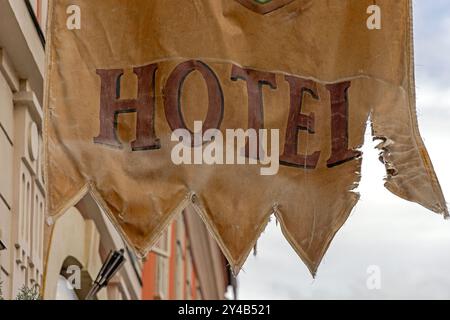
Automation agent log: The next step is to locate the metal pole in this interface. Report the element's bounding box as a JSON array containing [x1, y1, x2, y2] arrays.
[[85, 249, 126, 300]]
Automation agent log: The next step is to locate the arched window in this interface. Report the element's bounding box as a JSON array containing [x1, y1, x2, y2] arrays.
[[55, 275, 79, 300]]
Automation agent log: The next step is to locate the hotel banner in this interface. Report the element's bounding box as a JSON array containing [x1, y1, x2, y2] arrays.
[[44, 0, 447, 275]]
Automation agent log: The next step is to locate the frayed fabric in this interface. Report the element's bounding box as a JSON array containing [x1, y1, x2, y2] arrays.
[[44, 0, 447, 276]]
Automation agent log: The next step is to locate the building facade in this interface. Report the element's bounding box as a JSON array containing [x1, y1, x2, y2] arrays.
[[0, 0, 234, 300], [142, 207, 234, 300]]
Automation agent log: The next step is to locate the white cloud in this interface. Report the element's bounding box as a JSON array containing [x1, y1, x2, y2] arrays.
[[239, 137, 450, 299]]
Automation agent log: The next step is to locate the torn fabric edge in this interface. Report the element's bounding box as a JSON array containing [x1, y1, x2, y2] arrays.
[[374, 0, 448, 217]]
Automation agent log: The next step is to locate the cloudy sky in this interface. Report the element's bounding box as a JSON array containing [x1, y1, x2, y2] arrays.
[[238, 0, 450, 300]]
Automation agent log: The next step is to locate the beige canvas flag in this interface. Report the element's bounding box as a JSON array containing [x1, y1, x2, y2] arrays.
[[45, 0, 447, 275]]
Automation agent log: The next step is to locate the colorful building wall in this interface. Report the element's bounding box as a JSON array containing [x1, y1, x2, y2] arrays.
[[142, 210, 233, 300]]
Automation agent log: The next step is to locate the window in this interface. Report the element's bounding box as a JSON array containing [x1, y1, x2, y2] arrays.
[[55, 275, 79, 300], [175, 216, 185, 299], [185, 248, 192, 300], [152, 228, 171, 300], [152, 229, 171, 257], [154, 255, 169, 300]]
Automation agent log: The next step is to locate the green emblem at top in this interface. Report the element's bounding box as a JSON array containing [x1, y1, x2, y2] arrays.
[[235, 0, 296, 15]]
